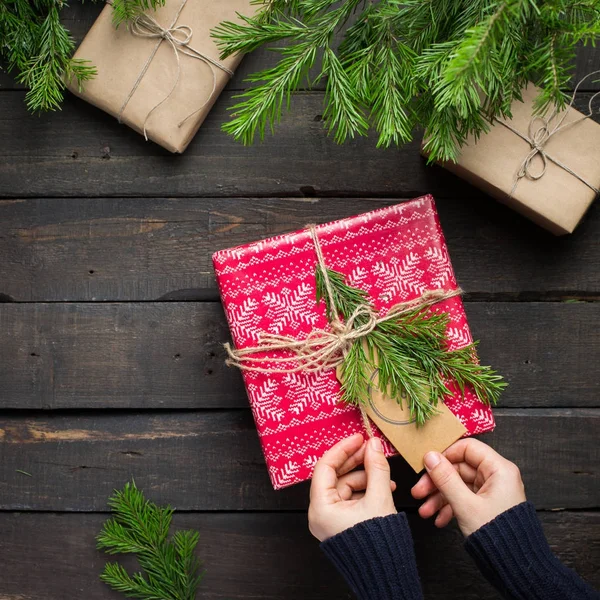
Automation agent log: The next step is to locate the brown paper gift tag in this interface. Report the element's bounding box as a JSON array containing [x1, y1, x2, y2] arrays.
[[68, 0, 257, 153], [337, 358, 467, 473], [422, 84, 600, 235]]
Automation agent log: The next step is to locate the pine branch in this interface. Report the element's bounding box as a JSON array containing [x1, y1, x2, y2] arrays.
[[0, 0, 166, 112], [111, 0, 166, 27], [97, 481, 204, 600], [315, 267, 506, 426], [213, 0, 600, 161]]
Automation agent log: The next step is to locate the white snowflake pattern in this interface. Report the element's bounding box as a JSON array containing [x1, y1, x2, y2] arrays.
[[346, 266, 372, 291], [424, 246, 453, 288], [470, 408, 495, 431], [446, 326, 473, 349], [373, 253, 426, 301], [283, 372, 339, 415], [263, 283, 318, 334], [228, 297, 261, 343], [270, 461, 301, 489], [249, 379, 285, 425]]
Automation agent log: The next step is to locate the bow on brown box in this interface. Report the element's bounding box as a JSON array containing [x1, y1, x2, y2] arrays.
[[68, 0, 257, 153], [422, 79, 600, 235]]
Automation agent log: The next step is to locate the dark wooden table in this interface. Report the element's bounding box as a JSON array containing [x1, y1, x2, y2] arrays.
[[1, 5, 599, 599]]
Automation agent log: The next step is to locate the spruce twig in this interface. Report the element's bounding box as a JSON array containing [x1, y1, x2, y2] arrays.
[[316, 267, 506, 426], [213, 0, 600, 162], [97, 481, 204, 600], [0, 0, 165, 112]]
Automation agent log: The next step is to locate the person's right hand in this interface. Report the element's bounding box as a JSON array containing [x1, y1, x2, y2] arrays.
[[411, 439, 526, 537]]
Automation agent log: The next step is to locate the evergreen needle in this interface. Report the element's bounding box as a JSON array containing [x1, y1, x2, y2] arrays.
[[213, 0, 600, 161], [97, 481, 204, 600], [316, 267, 506, 426], [0, 0, 165, 112]]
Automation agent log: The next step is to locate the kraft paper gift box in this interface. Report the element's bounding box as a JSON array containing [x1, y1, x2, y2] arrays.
[[213, 196, 496, 490], [68, 0, 256, 153], [422, 84, 600, 235]]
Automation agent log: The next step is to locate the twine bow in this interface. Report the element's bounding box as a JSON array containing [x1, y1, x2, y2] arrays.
[[114, 0, 234, 140], [495, 71, 600, 196], [224, 225, 462, 375]]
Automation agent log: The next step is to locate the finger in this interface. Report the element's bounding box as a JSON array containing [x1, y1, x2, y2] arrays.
[[337, 441, 367, 476], [412, 461, 477, 499], [443, 439, 504, 480], [423, 452, 473, 508], [337, 470, 368, 501], [311, 434, 364, 502], [435, 503, 454, 528], [418, 492, 447, 519], [364, 437, 392, 498], [337, 472, 397, 501], [411, 472, 435, 499], [350, 492, 365, 501]]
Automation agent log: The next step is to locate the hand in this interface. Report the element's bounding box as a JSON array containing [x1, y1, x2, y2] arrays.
[[411, 438, 526, 537], [308, 434, 397, 542]]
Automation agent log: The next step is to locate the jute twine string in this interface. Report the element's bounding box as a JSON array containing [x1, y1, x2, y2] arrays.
[[224, 224, 462, 436], [495, 71, 600, 196], [112, 0, 234, 140]]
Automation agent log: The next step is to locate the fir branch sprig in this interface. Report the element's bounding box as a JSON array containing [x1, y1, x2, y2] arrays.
[[111, 0, 166, 27], [0, 0, 97, 112], [316, 267, 506, 426], [0, 0, 165, 112], [213, 0, 600, 162], [97, 481, 204, 600]]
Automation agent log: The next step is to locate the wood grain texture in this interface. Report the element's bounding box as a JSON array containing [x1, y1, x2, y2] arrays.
[[0, 302, 598, 410], [0, 196, 598, 303], [0, 511, 598, 600], [1, 92, 598, 198], [0, 409, 597, 511]]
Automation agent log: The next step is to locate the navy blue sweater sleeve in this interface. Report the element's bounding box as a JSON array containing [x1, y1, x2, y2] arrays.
[[320, 513, 423, 600], [465, 501, 600, 600]]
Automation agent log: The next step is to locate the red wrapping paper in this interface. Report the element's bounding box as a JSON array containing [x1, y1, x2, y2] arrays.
[[213, 195, 495, 490]]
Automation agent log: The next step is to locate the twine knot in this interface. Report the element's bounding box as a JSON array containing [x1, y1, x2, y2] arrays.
[[131, 13, 193, 46], [496, 71, 600, 196], [115, 0, 235, 141], [223, 224, 462, 375], [517, 116, 552, 181]]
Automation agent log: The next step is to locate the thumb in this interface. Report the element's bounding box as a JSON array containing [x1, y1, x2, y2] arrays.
[[424, 451, 473, 508], [364, 437, 392, 497]]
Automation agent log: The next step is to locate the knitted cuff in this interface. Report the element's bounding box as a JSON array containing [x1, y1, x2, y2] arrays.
[[465, 501, 600, 600], [320, 513, 423, 600]]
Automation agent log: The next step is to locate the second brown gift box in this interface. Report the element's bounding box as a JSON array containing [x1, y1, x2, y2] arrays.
[[68, 0, 256, 153]]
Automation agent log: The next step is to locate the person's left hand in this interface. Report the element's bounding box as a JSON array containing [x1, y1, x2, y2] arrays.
[[308, 433, 397, 542]]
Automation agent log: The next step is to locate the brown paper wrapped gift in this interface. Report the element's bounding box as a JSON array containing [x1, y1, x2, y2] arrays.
[[68, 0, 257, 153], [422, 84, 600, 235]]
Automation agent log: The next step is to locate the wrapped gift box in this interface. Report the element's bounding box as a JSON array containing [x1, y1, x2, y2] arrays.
[[213, 196, 496, 489], [68, 0, 256, 153], [422, 85, 600, 235]]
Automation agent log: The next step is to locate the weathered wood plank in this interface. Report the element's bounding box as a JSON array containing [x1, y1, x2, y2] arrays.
[[0, 197, 598, 303], [0, 511, 598, 600], [574, 45, 600, 91], [0, 409, 597, 511], [1, 92, 598, 198], [0, 302, 598, 410]]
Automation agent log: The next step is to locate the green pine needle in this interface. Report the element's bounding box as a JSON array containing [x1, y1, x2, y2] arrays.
[[0, 0, 166, 112], [111, 0, 166, 27], [316, 267, 506, 427], [213, 0, 600, 161], [97, 481, 204, 600]]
